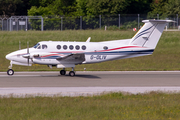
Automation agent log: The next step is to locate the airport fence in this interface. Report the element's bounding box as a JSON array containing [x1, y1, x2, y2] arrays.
[[0, 14, 179, 31]]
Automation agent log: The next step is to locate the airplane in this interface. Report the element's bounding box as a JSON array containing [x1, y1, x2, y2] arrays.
[[6, 20, 173, 77]]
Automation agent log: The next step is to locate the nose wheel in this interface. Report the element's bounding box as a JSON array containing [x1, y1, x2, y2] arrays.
[[7, 69, 14, 76]]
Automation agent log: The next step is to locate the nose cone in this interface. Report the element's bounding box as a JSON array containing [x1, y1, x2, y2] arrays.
[[5, 48, 34, 63], [6, 53, 13, 60]]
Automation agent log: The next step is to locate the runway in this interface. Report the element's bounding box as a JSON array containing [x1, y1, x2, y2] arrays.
[[0, 71, 180, 97]]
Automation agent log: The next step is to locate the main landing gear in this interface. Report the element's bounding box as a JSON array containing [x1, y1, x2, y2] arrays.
[[60, 67, 75, 77], [7, 61, 14, 76], [60, 68, 66, 75]]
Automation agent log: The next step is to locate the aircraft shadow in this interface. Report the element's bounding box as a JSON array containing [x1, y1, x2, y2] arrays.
[[74, 74, 101, 79], [40, 74, 101, 79]]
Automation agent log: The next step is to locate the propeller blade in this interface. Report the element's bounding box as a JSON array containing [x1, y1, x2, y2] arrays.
[[19, 41, 21, 50], [27, 41, 29, 54], [28, 57, 29, 66], [27, 41, 29, 66]]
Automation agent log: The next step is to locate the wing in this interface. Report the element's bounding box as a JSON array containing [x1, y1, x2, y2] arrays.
[[56, 53, 85, 64]]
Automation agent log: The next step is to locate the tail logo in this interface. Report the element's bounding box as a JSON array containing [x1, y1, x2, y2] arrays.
[[132, 25, 155, 42]]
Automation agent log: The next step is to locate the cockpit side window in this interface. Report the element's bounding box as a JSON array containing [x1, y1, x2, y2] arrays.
[[34, 43, 40, 48], [42, 44, 48, 49]]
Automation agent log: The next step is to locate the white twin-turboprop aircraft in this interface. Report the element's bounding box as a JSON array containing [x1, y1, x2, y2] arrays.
[[6, 20, 173, 76]]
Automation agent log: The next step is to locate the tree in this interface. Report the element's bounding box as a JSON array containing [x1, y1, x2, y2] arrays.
[[148, 0, 180, 19], [164, 0, 180, 17], [125, 0, 153, 14], [76, 0, 88, 16], [28, 6, 52, 16], [0, 0, 23, 16], [29, 0, 41, 7], [16, 0, 31, 15], [148, 0, 168, 18], [28, 0, 78, 30], [49, 0, 77, 16], [86, 0, 130, 15], [28, 0, 77, 16]]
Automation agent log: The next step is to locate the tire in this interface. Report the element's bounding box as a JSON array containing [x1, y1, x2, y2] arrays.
[[60, 70, 66, 75], [7, 69, 14, 76], [69, 71, 75, 77]]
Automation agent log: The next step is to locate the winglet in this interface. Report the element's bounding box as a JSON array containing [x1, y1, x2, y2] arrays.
[[86, 37, 91, 42]]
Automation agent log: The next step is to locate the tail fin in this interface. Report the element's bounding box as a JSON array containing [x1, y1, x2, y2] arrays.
[[129, 20, 174, 49]]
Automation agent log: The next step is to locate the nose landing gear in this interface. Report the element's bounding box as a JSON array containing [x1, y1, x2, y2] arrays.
[[7, 61, 14, 76]]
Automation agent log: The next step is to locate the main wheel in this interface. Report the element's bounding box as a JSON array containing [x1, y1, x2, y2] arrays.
[[7, 69, 14, 76], [69, 71, 75, 77], [60, 70, 66, 75]]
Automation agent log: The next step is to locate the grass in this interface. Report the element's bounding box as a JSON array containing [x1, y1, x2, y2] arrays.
[[0, 92, 180, 119], [0, 30, 180, 71]]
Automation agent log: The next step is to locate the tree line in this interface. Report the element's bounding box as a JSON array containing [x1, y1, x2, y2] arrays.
[[0, 0, 179, 18]]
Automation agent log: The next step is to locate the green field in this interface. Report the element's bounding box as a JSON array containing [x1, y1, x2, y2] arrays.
[[0, 92, 180, 120], [0, 30, 180, 71]]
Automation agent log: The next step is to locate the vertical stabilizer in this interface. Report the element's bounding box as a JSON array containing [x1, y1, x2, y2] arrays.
[[129, 20, 173, 49]]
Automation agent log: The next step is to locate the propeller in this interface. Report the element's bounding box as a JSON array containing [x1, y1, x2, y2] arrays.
[[22, 41, 30, 66], [19, 41, 21, 50], [23, 42, 40, 65], [27, 41, 29, 66]]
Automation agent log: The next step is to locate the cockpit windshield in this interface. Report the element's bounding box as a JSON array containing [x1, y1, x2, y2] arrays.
[[33, 43, 40, 48]]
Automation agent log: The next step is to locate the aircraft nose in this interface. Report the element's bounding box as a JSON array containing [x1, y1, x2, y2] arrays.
[[6, 53, 12, 60]]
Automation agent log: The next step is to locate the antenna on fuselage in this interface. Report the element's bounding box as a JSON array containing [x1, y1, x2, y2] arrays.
[[86, 37, 91, 42]]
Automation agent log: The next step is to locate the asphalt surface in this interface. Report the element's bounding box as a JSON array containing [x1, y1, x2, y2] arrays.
[[0, 71, 180, 97], [0, 71, 180, 87]]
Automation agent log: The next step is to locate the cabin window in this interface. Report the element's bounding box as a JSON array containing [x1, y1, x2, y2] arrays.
[[82, 45, 86, 50], [42, 44, 48, 49], [63, 45, 67, 50], [57, 45, 61, 50], [75, 45, 80, 50], [103, 46, 108, 50], [69, 45, 74, 50]]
